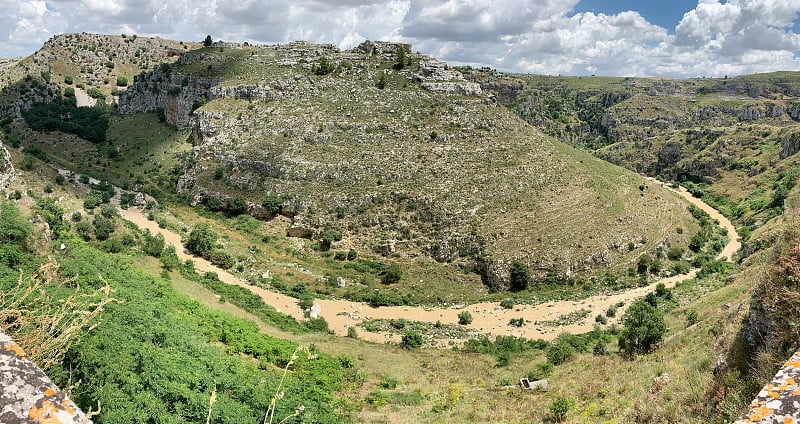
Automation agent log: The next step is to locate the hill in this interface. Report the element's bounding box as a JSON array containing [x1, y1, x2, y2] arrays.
[[118, 38, 699, 290], [0, 33, 777, 423]]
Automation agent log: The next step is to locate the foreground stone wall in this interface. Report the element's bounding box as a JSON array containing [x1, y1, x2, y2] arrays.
[[736, 350, 800, 423], [0, 331, 90, 423]]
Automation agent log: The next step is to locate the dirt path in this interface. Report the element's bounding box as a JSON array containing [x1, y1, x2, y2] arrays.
[[117, 183, 739, 345]]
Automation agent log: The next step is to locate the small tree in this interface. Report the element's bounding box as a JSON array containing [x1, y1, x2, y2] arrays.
[[203, 35, 213, 47], [618, 299, 667, 356], [549, 397, 572, 422], [509, 261, 530, 291], [185, 221, 217, 257], [115, 76, 128, 87], [393, 47, 406, 70], [458, 311, 472, 325]]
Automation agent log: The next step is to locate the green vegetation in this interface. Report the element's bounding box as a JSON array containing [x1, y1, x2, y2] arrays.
[[509, 261, 530, 291], [618, 299, 666, 356], [0, 200, 347, 423], [23, 98, 110, 143]]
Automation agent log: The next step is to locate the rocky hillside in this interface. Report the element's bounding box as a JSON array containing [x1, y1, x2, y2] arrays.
[[2, 34, 698, 289], [117, 40, 699, 288], [469, 70, 800, 237]]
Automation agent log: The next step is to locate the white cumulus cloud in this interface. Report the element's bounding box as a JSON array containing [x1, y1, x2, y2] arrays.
[[0, 0, 798, 77]]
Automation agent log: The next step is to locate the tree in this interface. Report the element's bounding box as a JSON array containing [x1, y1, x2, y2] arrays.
[[509, 261, 530, 291], [393, 47, 406, 70], [185, 221, 217, 256], [618, 299, 667, 356], [458, 311, 472, 325], [93, 216, 115, 241], [203, 35, 213, 47]]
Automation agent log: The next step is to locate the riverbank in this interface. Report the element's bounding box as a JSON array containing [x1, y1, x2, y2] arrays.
[[117, 180, 738, 345]]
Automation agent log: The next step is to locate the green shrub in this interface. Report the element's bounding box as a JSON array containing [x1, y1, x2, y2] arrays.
[[401, 330, 423, 349], [185, 221, 217, 256], [546, 337, 575, 365], [686, 310, 700, 326], [509, 317, 525, 327], [500, 298, 515, 309], [86, 87, 105, 100], [667, 247, 684, 260], [618, 299, 666, 356], [509, 261, 530, 291], [458, 311, 473, 325], [93, 216, 115, 241], [313, 57, 336, 75], [549, 397, 572, 422], [595, 314, 608, 324], [527, 362, 553, 380], [116, 76, 128, 86], [380, 264, 402, 284]]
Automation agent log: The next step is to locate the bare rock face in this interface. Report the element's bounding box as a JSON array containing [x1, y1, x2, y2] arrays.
[[780, 130, 800, 159], [119, 72, 219, 129], [287, 216, 317, 239], [415, 58, 482, 96], [0, 145, 14, 192], [0, 331, 91, 423]]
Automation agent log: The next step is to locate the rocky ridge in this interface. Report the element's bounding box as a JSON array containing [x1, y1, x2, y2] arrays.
[[114, 40, 695, 288]]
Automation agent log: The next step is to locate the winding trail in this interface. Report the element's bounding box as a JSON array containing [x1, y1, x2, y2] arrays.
[[117, 181, 739, 346]]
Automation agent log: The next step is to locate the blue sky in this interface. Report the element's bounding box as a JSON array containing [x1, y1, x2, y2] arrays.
[[575, 0, 700, 33], [2, 0, 800, 77]]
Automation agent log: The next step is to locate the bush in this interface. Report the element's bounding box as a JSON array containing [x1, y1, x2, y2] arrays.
[[380, 264, 402, 284], [667, 247, 684, 261], [318, 229, 342, 251], [458, 311, 472, 325], [185, 221, 217, 256], [605, 305, 617, 318], [313, 57, 336, 75], [509, 261, 530, 291], [401, 330, 423, 349], [549, 397, 572, 422], [545, 337, 575, 365], [93, 216, 115, 241], [686, 310, 700, 326], [595, 314, 608, 324], [86, 87, 105, 100], [116, 76, 128, 86], [500, 298, 515, 309], [509, 317, 525, 327], [618, 299, 666, 356], [64, 75, 74, 85]]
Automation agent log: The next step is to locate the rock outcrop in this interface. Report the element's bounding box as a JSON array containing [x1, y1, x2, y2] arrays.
[[0, 331, 91, 423], [0, 145, 14, 192]]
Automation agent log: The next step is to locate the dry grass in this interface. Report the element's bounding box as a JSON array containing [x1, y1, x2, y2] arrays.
[[0, 262, 116, 370]]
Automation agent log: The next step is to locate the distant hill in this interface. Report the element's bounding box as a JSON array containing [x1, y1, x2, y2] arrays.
[[1, 33, 697, 291]]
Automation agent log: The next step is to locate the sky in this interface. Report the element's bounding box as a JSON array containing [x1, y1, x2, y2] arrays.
[[1, 0, 800, 78]]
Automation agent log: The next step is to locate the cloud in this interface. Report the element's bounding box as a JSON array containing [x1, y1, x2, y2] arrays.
[[0, 0, 798, 77]]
